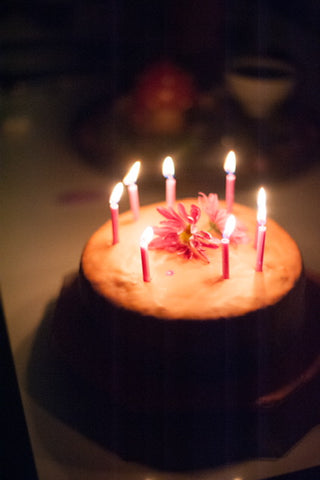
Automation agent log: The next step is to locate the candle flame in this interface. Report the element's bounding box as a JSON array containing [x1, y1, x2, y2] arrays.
[[123, 160, 141, 185], [257, 187, 267, 225], [109, 182, 124, 205], [162, 156, 175, 178], [140, 226, 154, 248], [224, 150, 236, 174], [223, 214, 236, 238]]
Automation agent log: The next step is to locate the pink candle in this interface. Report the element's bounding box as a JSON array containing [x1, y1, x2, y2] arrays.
[[224, 150, 236, 213], [254, 187, 266, 249], [110, 204, 119, 244], [109, 182, 124, 244], [221, 214, 236, 279], [256, 225, 266, 272], [162, 156, 176, 207], [140, 226, 153, 282], [128, 183, 140, 220], [221, 238, 230, 279], [123, 160, 141, 220]]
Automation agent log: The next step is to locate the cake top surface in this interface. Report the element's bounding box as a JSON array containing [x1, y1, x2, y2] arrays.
[[81, 198, 302, 320]]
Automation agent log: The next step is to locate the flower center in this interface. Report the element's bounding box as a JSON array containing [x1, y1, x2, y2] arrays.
[[179, 224, 192, 244], [209, 221, 222, 237]]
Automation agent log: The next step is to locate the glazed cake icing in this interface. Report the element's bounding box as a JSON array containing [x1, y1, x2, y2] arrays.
[[80, 199, 302, 320]]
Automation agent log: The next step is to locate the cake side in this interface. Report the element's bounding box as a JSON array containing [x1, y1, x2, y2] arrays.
[[49, 269, 320, 471]]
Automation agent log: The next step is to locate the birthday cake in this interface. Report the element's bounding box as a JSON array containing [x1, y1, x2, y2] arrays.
[[52, 193, 320, 470]]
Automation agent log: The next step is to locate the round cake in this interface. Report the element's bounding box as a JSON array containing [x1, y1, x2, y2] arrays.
[[52, 196, 319, 470], [78, 198, 313, 408]]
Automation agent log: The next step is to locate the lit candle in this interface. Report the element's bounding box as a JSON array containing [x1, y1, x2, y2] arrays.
[[221, 214, 236, 279], [109, 182, 124, 244], [123, 160, 141, 220], [162, 156, 176, 207], [140, 226, 153, 282], [254, 187, 266, 249], [224, 150, 236, 213], [255, 187, 267, 272]]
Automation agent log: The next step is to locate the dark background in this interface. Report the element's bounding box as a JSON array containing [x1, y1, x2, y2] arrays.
[[0, 0, 319, 107]]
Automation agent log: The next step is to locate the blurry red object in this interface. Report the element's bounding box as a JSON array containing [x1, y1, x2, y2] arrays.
[[132, 60, 197, 134]]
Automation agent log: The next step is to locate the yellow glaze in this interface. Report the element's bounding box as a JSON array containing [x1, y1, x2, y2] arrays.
[[81, 199, 302, 320]]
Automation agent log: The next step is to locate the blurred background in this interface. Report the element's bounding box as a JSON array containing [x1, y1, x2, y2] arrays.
[[0, 0, 319, 92], [0, 0, 319, 181]]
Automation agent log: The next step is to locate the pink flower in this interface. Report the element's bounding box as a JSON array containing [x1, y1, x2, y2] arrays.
[[149, 203, 219, 262], [198, 192, 249, 244]]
